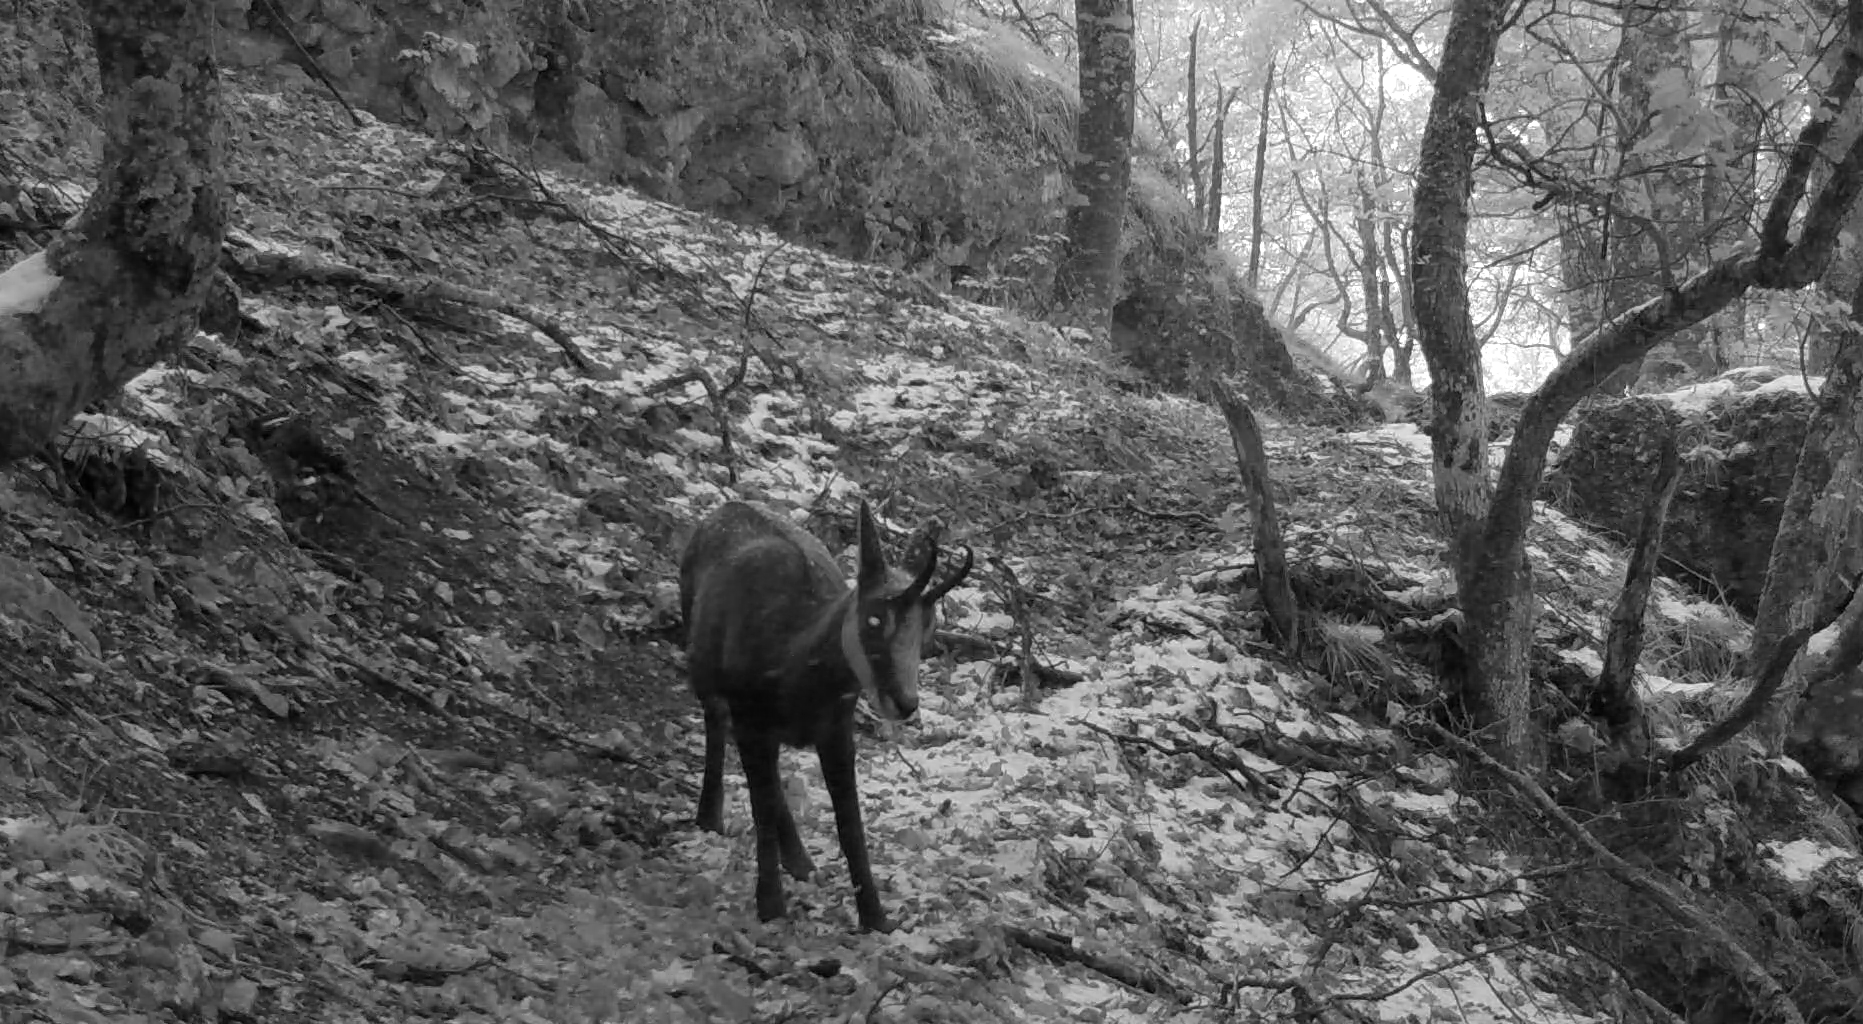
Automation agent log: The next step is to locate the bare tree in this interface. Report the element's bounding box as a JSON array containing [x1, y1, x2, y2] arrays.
[[1412, 0, 1863, 766], [0, 0, 227, 465]]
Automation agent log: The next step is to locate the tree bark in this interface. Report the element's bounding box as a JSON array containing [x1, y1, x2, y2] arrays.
[[1408, 0, 1509, 753], [1058, 0, 1136, 326], [0, 0, 226, 466]]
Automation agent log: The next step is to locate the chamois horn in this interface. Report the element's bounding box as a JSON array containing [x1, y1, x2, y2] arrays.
[[920, 544, 973, 603]]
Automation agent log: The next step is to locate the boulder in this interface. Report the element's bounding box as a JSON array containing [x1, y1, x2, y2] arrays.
[[1545, 370, 1814, 614], [1791, 669, 1863, 815]]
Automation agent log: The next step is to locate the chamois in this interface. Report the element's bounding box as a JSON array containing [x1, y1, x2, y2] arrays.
[[679, 499, 972, 931]]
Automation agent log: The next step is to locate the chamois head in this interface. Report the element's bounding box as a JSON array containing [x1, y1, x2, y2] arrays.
[[842, 501, 973, 721]]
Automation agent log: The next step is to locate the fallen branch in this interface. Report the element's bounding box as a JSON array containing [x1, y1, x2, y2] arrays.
[[932, 629, 1085, 687], [643, 349, 756, 484], [1004, 925, 1187, 1002], [466, 146, 697, 297], [320, 642, 661, 775], [225, 243, 597, 375], [1434, 724, 1805, 1024], [982, 498, 1212, 536], [1077, 718, 1278, 797]]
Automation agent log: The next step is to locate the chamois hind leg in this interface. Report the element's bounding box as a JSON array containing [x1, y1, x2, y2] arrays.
[[819, 730, 891, 932], [694, 695, 728, 833], [775, 790, 814, 881], [735, 728, 790, 923]]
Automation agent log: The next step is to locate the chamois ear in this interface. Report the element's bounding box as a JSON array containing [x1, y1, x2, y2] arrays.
[[855, 500, 890, 592], [901, 519, 944, 575]]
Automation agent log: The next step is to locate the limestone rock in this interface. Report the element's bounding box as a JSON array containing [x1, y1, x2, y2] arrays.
[[1545, 371, 1813, 614]]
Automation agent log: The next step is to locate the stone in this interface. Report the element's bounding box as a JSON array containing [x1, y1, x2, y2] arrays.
[[1790, 668, 1863, 814], [1546, 373, 1814, 614]]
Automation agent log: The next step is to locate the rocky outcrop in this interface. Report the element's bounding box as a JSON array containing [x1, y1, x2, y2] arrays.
[[216, 0, 1075, 278], [1791, 669, 1863, 814], [1545, 368, 1814, 614], [1110, 280, 1355, 419]]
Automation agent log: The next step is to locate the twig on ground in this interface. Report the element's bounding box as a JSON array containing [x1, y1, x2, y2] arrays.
[[987, 555, 1044, 708], [1075, 719, 1278, 797], [644, 348, 755, 484], [933, 629, 1084, 687]]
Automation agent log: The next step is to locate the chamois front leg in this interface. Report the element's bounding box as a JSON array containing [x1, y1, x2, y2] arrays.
[[819, 729, 891, 932], [695, 696, 729, 833], [735, 729, 790, 923]]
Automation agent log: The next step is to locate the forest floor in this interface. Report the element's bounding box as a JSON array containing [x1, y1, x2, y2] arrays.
[[0, 68, 1855, 1024]]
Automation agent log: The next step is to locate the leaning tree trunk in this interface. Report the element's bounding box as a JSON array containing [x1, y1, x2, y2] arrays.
[[1057, 0, 1136, 328], [1412, 0, 1863, 769], [0, 0, 226, 465]]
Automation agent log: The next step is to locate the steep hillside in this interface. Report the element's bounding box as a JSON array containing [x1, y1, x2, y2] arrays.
[[2, 66, 1859, 1024]]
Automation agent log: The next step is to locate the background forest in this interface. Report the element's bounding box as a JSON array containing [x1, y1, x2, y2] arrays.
[[2, 0, 1863, 1023]]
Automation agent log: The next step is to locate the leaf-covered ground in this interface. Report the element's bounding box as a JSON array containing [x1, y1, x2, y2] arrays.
[[2, 70, 1857, 1024]]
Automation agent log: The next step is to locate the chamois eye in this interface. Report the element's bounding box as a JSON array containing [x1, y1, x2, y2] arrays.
[[867, 616, 882, 628]]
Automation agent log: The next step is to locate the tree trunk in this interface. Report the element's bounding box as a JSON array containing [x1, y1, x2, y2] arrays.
[[1409, 1, 1504, 552], [1382, 219, 1415, 384], [1206, 85, 1235, 236], [1186, 20, 1203, 223], [1697, 2, 1766, 376], [1213, 382, 1300, 655], [1247, 61, 1275, 289], [0, 0, 226, 465], [1599, 1, 1701, 393], [1594, 413, 1683, 753], [1058, 0, 1136, 326], [1353, 167, 1391, 381]]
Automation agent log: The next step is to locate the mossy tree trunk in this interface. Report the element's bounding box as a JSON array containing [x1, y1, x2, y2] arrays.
[[0, 0, 226, 465], [1058, 0, 1135, 329], [1409, 0, 1512, 757]]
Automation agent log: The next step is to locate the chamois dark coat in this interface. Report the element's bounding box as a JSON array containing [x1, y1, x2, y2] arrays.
[[680, 500, 970, 931]]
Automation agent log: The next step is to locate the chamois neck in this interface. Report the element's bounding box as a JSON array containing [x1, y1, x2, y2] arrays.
[[787, 587, 858, 669]]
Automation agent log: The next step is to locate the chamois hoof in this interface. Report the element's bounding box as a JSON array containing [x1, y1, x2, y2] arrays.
[[756, 896, 787, 923], [859, 914, 895, 934], [782, 858, 815, 881]]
